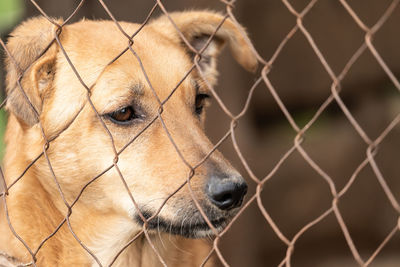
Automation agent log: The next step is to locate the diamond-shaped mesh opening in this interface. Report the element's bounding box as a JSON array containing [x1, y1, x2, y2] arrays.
[[290, 213, 355, 267], [302, 0, 366, 74]]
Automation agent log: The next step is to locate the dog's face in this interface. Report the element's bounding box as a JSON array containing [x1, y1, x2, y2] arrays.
[[5, 12, 257, 238]]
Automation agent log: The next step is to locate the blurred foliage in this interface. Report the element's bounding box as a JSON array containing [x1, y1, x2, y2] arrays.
[[0, 0, 24, 160], [0, 0, 24, 34]]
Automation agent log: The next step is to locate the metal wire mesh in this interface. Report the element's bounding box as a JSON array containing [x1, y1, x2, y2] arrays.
[[0, 0, 399, 266]]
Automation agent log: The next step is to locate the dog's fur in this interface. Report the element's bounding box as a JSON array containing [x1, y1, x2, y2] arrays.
[[0, 11, 257, 266]]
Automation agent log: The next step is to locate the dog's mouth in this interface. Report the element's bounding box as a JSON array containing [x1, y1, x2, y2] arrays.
[[134, 209, 230, 238]]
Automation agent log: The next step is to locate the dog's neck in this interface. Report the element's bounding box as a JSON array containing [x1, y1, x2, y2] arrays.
[[1, 174, 212, 267]]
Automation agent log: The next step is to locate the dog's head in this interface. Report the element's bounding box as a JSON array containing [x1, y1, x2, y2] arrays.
[[4, 11, 257, 238]]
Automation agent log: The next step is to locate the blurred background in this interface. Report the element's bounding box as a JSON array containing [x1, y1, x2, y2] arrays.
[[0, 0, 399, 266]]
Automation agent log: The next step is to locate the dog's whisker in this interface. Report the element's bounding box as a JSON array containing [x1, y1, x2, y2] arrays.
[[157, 216, 166, 250]]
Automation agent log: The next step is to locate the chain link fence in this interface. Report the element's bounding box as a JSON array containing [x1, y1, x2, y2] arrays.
[[0, 0, 399, 266]]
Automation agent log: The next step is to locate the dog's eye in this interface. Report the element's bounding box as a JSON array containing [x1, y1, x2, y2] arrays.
[[108, 106, 138, 124], [195, 93, 210, 115]]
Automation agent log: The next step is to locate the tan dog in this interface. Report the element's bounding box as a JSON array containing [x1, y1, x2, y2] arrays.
[[0, 11, 257, 267]]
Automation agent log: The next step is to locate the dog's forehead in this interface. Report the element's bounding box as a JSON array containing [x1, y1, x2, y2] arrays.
[[62, 20, 194, 100]]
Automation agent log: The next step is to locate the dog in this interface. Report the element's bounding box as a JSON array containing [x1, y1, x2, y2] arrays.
[[0, 10, 257, 267]]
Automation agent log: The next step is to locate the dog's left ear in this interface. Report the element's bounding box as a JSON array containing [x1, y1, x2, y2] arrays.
[[152, 11, 258, 77]]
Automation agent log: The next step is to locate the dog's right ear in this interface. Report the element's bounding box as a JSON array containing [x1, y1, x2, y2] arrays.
[[151, 11, 258, 81], [5, 17, 62, 127]]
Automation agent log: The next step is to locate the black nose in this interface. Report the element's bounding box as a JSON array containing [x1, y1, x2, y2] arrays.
[[206, 175, 247, 210]]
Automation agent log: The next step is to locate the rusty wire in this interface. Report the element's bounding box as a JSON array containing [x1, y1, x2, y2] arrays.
[[0, 0, 399, 266]]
